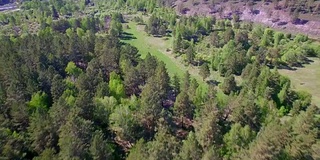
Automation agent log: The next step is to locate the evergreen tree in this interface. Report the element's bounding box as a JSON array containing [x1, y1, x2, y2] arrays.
[[58, 109, 93, 160], [174, 91, 193, 127], [127, 139, 149, 160], [178, 132, 202, 160], [243, 120, 290, 160], [90, 130, 114, 160], [172, 74, 180, 93], [51, 74, 66, 102], [181, 71, 191, 92], [199, 63, 210, 81], [194, 103, 222, 151], [28, 110, 58, 154], [292, 8, 300, 23], [286, 105, 319, 159], [186, 46, 195, 65], [223, 123, 256, 159], [148, 120, 180, 160], [224, 28, 235, 44], [220, 75, 237, 95]]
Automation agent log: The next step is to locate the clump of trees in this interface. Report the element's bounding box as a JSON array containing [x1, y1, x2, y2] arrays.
[[0, 0, 319, 160]]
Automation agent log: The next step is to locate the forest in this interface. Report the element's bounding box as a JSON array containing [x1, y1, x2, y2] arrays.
[[0, 0, 319, 159]]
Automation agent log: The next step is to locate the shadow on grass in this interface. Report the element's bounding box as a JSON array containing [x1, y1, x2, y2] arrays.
[[278, 65, 297, 71], [120, 32, 137, 40], [206, 80, 220, 86]]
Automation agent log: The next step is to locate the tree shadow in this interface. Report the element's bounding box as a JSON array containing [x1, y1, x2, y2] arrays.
[[293, 19, 309, 25], [252, 10, 260, 15], [304, 58, 314, 64], [206, 80, 221, 86], [120, 32, 136, 40], [181, 8, 190, 14], [277, 21, 288, 26], [277, 65, 297, 71]]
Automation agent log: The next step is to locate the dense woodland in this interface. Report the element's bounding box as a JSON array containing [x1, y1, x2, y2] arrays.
[[0, 0, 319, 159]]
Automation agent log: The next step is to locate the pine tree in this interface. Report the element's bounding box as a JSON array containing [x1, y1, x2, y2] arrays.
[[244, 120, 290, 160], [199, 63, 210, 81], [127, 139, 148, 160], [224, 28, 235, 44], [286, 105, 319, 159], [172, 74, 180, 93], [51, 74, 66, 102], [220, 75, 237, 95], [178, 132, 202, 160], [194, 103, 222, 151], [186, 46, 195, 65], [90, 130, 114, 160], [181, 71, 191, 92], [58, 109, 93, 160], [174, 91, 193, 127], [148, 120, 180, 160], [28, 110, 58, 154], [223, 123, 256, 158]]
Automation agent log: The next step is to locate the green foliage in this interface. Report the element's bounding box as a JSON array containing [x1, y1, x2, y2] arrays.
[[0, 1, 319, 159], [65, 61, 82, 77], [109, 19, 123, 37], [223, 123, 256, 159], [90, 130, 114, 160], [109, 103, 141, 142], [194, 102, 222, 151], [127, 139, 148, 160], [199, 63, 210, 80], [28, 91, 49, 112], [178, 132, 202, 160], [146, 13, 168, 36], [174, 91, 193, 127], [147, 122, 180, 160], [28, 111, 57, 154], [243, 120, 290, 160], [58, 110, 93, 159], [220, 75, 237, 95], [260, 28, 274, 47], [108, 72, 125, 100]]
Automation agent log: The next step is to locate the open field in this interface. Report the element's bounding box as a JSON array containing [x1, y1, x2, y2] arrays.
[[279, 57, 320, 106], [122, 22, 183, 77]]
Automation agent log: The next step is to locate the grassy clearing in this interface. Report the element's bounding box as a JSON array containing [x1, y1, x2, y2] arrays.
[[122, 21, 206, 84], [122, 21, 230, 103], [278, 57, 320, 106], [122, 21, 184, 77]]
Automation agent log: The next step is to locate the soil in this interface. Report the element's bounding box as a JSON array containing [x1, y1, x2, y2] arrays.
[[174, 0, 320, 40]]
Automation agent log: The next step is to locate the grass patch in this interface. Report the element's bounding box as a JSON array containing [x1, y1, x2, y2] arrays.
[[121, 20, 233, 101], [122, 21, 184, 77], [278, 57, 320, 106], [122, 21, 210, 88]]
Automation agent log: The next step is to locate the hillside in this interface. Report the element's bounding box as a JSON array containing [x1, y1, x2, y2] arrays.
[[174, 0, 320, 39]]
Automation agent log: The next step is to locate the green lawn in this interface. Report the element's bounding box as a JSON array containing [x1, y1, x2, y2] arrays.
[[278, 57, 320, 106]]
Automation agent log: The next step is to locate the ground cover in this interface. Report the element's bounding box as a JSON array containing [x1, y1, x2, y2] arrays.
[[279, 57, 320, 106]]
